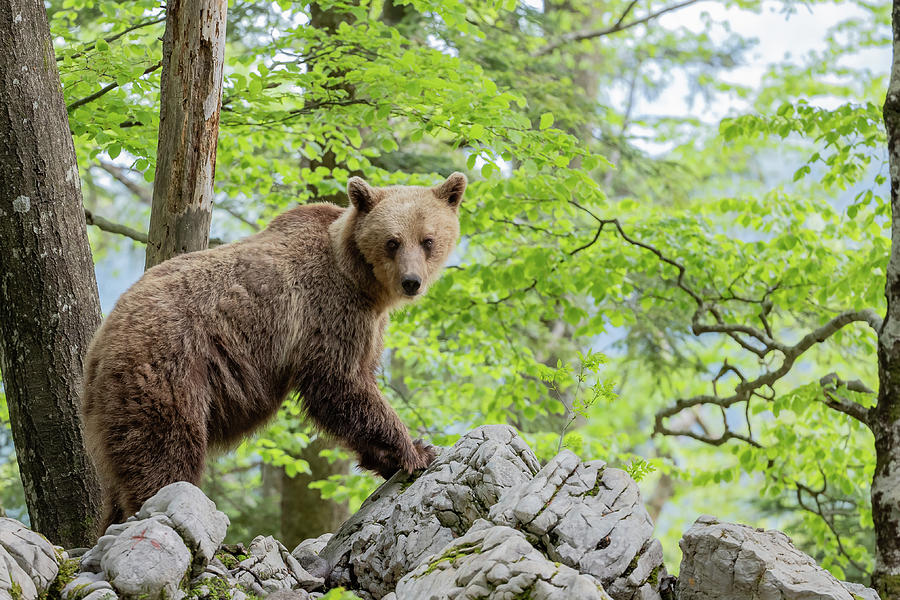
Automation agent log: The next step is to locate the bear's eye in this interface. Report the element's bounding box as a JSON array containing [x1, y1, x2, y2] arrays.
[[422, 238, 434, 252], [386, 239, 400, 253]]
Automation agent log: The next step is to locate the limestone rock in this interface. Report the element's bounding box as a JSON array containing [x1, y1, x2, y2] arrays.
[[265, 590, 312, 600], [841, 581, 881, 600], [100, 518, 191, 600], [76, 483, 230, 600], [61, 571, 118, 600], [0, 518, 59, 600], [678, 515, 876, 600], [291, 534, 332, 574], [136, 482, 230, 576], [394, 520, 613, 600], [489, 451, 664, 600], [319, 425, 540, 599], [231, 535, 323, 596]]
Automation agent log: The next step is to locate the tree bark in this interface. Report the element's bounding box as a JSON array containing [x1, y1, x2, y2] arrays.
[[0, 0, 102, 547], [276, 3, 356, 544], [144, 0, 227, 269], [873, 2, 900, 596], [280, 437, 350, 548]]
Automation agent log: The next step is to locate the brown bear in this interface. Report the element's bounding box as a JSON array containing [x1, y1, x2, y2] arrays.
[[81, 172, 467, 533]]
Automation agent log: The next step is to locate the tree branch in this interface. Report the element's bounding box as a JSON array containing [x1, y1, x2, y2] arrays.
[[58, 16, 166, 62], [83, 209, 148, 244], [94, 161, 152, 204], [534, 0, 704, 57], [67, 61, 161, 112], [84, 209, 224, 247], [819, 372, 873, 424]]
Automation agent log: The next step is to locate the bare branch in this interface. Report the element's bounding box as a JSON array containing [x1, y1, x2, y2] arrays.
[[94, 161, 151, 204], [219, 204, 261, 232], [83, 209, 148, 244], [84, 209, 224, 247], [534, 0, 704, 57], [654, 311, 880, 441], [819, 372, 873, 424]]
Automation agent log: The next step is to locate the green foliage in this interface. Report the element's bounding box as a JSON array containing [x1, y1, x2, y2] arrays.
[[40, 556, 80, 600], [319, 589, 364, 600], [0, 0, 886, 584]]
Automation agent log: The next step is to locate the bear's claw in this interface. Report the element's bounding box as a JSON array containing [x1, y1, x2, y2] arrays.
[[402, 438, 437, 472]]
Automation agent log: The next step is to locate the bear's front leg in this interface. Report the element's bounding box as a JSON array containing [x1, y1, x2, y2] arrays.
[[299, 373, 436, 478]]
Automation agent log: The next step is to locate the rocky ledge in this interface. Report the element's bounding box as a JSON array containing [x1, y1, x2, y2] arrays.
[[0, 425, 880, 600]]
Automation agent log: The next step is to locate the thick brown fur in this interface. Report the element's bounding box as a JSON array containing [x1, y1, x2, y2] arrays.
[[81, 173, 467, 533]]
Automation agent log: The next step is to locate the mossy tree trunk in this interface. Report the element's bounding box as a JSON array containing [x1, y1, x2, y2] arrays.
[[0, 0, 102, 547], [873, 2, 900, 596], [280, 436, 350, 548]]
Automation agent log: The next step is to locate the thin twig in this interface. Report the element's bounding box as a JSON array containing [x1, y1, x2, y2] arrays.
[[58, 16, 166, 62], [534, 0, 704, 57]]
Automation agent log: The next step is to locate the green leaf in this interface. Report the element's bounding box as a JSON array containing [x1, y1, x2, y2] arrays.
[[539, 112, 554, 130]]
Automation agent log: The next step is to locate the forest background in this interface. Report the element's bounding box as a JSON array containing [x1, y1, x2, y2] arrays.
[[0, 0, 892, 593]]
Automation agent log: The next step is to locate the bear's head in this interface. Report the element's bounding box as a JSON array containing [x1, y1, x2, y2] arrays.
[[348, 172, 467, 303]]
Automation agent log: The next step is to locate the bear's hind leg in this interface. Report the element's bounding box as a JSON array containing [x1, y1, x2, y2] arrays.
[[102, 389, 209, 524], [99, 496, 125, 535], [113, 430, 208, 519]]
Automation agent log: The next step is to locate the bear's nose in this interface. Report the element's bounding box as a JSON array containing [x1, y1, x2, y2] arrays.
[[402, 275, 421, 296]]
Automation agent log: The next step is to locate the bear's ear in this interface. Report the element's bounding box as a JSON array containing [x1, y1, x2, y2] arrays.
[[347, 176, 378, 213], [433, 172, 467, 209]]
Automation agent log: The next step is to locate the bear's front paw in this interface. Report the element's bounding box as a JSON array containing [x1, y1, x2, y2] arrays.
[[403, 439, 437, 472]]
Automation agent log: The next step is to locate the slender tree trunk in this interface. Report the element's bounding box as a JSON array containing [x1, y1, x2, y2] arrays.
[[145, 0, 227, 269], [874, 2, 900, 596], [0, 0, 102, 547], [276, 2, 356, 543], [280, 437, 350, 548]]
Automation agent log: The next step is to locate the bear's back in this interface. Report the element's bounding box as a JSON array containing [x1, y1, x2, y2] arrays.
[[82, 203, 352, 433]]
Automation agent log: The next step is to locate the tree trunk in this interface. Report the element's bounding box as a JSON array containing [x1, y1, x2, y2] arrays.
[[145, 0, 227, 269], [276, 3, 356, 544], [873, 2, 900, 596], [280, 437, 350, 548], [0, 0, 102, 547]]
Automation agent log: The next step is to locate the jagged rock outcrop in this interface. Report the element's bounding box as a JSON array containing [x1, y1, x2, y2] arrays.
[[489, 451, 665, 600], [388, 520, 613, 600], [319, 425, 541, 598], [0, 426, 883, 600], [231, 535, 323, 595], [291, 533, 331, 573], [70, 482, 230, 600], [0, 517, 59, 600], [678, 515, 877, 600]]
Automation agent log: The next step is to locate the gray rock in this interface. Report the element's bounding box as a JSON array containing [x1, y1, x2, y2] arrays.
[[841, 581, 881, 600], [80, 523, 133, 574], [100, 518, 191, 600], [136, 482, 230, 576], [77, 482, 231, 600], [291, 534, 332, 573], [320, 425, 540, 599], [1, 546, 38, 600], [62, 571, 118, 600], [678, 515, 867, 600], [0, 518, 59, 600], [265, 590, 312, 600], [489, 451, 664, 600], [394, 520, 613, 600], [232, 536, 323, 596]]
